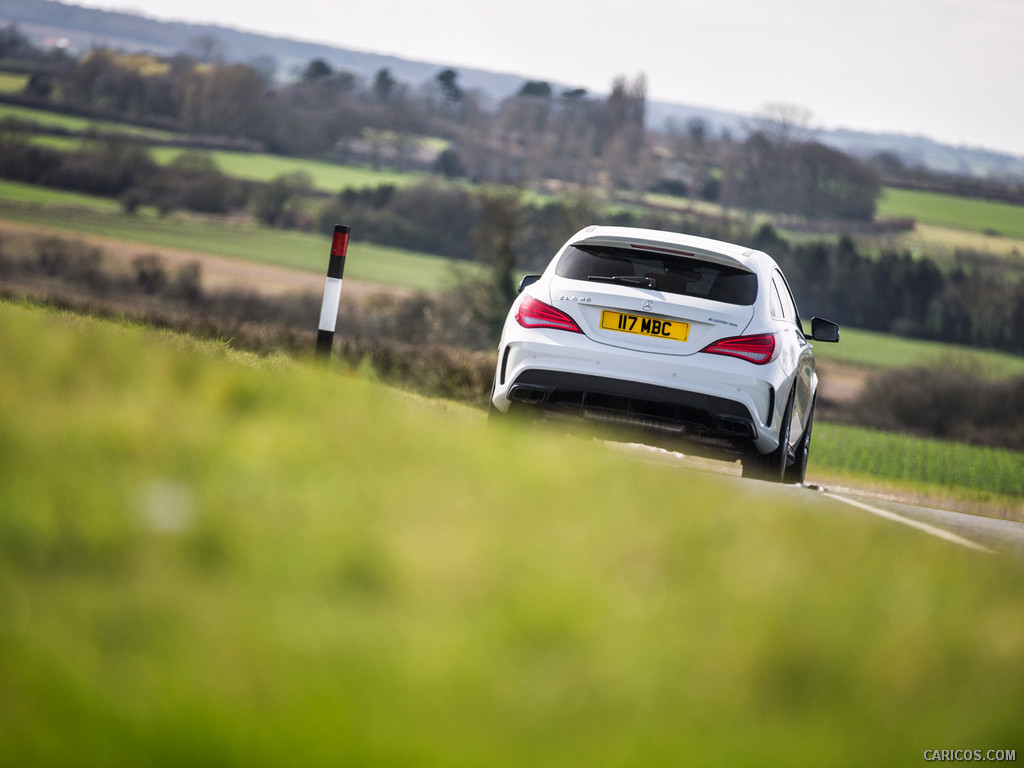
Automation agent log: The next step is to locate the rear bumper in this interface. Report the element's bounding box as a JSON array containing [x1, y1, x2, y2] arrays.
[[491, 331, 786, 454], [503, 368, 759, 457]]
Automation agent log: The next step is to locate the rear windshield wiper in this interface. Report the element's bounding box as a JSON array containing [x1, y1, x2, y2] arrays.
[[587, 274, 656, 289]]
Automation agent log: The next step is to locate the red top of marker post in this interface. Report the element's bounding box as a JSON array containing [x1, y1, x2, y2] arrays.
[[327, 225, 350, 280], [331, 225, 351, 258]]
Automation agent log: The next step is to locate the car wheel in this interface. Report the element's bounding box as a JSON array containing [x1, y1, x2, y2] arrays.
[[783, 399, 814, 485], [741, 387, 794, 482]]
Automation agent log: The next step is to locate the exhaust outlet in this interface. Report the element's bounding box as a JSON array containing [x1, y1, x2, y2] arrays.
[[509, 385, 548, 404]]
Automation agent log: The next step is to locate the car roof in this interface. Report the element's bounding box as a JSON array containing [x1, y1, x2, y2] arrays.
[[568, 225, 773, 273]]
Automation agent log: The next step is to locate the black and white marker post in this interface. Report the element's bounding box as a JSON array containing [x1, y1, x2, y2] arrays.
[[316, 224, 350, 360]]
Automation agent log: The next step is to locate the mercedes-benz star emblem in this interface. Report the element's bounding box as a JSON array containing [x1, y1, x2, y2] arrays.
[[640, 300, 654, 312]]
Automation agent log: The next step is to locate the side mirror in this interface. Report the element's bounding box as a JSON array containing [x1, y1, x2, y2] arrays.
[[518, 274, 541, 293], [811, 317, 840, 343]]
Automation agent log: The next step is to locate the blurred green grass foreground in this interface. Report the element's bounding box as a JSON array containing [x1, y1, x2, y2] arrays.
[[2, 298, 1023, 766]]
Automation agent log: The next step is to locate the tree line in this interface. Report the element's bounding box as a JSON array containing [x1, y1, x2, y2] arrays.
[[1, 24, 887, 221], [749, 225, 1024, 354]]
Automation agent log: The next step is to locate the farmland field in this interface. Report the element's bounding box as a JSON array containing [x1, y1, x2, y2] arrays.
[[0, 198, 480, 291], [18, 134, 82, 152], [0, 179, 126, 212], [147, 147, 428, 191], [878, 187, 1024, 241], [0, 72, 28, 92], [896, 222, 1024, 259], [3, 297, 1024, 766], [812, 326, 1024, 377], [16, 132, 429, 193], [813, 423, 1024, 500], [0, 102, 176, 140]]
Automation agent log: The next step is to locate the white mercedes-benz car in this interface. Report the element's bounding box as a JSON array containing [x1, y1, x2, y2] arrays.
[[489, 225, 840, 483]]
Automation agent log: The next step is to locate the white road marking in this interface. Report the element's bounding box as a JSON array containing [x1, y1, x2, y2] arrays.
[[822, 492, 994, 554]]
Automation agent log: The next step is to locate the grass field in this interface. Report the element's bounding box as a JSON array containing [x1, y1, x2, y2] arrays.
[[813, 423, 1024, 499], [0, 72, 29, 93], [0, 179, 127, 213], [16, 133, 429, 193], [17, 134, 83, 152], [0, 103, 176, 141], [878, 187, 1024, 242], [2, 297, 1024, 765], [0, 197, 482, 291], [899, 222, 1024, 259], [147, 146, 428, 192], [812, 326, 1024, 377]]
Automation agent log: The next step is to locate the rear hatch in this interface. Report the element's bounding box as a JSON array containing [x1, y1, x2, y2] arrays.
[[547, 242, 758, 355]]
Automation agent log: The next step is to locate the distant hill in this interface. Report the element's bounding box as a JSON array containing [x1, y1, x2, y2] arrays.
[[0, 0, 530, 97], [3, 0, 1023, 180]]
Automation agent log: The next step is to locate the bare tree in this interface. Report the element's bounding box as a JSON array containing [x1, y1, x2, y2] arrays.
[[750, 102, 815, 146], [177, 63, 267, 137], [188, 35, 224, 64], [596, 73, 647, 152]]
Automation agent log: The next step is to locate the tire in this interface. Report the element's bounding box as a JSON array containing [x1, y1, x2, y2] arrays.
[[783, 399, 814, 485], [741, 387, 794, 482]]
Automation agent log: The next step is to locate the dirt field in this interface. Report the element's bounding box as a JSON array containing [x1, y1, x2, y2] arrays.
[[0, 219, 410, 301]]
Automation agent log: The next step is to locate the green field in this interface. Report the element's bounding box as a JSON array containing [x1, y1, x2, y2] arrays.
[[147, 146, 428, 191], [0, 196, 481, 291], [18, 137, 430, 194], [878, 187, 1024, 241], [2, 298, 1024, 765], [0, 179, 126, 212], [813, 326, 1024, 377], [0, 102, 176, 141], [814, 423, 1024, 498], [0, 72, 29, 93], [15, 132, 428, 193], [18, 134, 82, 152]]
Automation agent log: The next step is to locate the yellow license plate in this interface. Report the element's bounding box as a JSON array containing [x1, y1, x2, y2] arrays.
[[600, 310, 689, 341]]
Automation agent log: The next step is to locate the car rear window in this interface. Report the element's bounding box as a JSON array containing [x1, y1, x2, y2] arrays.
[[555, 244, 758, 305]]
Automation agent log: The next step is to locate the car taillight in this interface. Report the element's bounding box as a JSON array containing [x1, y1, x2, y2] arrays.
[[701, 333, 777, 364], [515, 297, 583, 333]]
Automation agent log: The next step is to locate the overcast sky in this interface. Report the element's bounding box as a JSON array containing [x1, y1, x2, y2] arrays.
[[78, 0, 1024, 156]]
